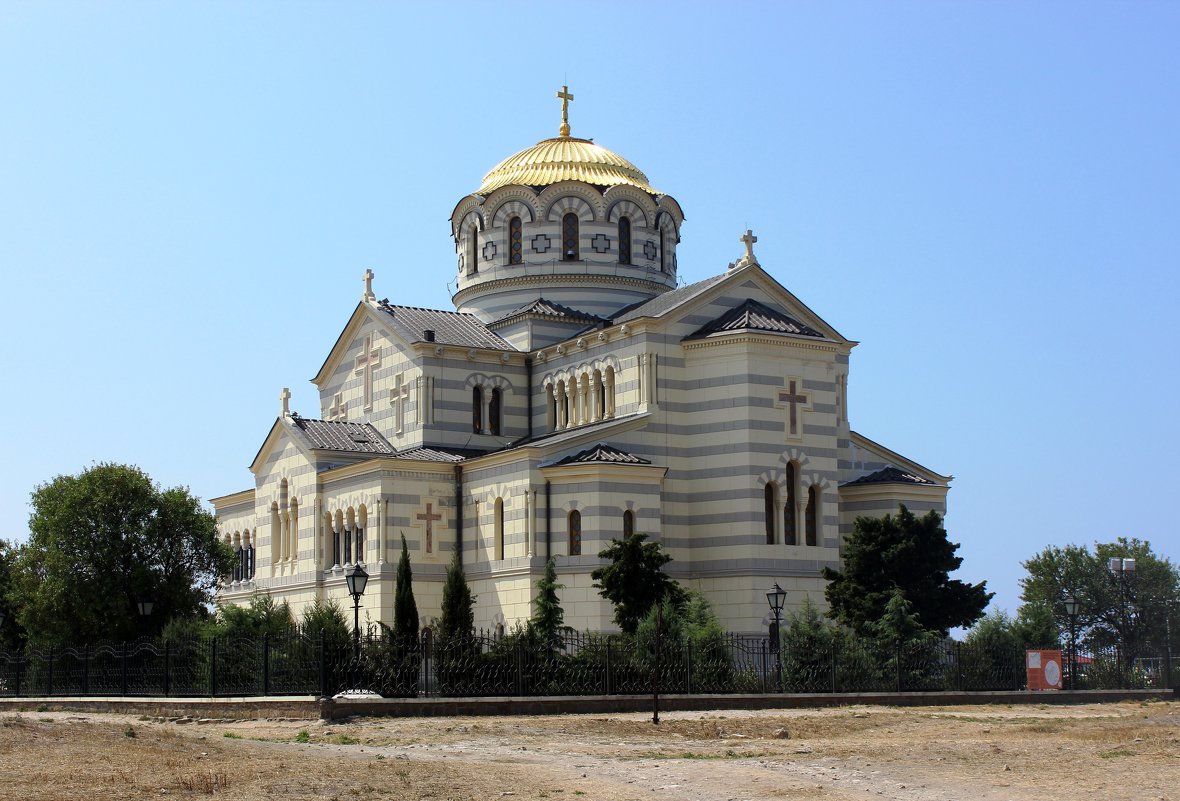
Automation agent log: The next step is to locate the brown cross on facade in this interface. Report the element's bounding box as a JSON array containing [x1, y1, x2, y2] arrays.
[[327, 392, 347, 421], [354, 333, 381, 409], [777, 379, 809, 437], [417, 502, 442, 554]]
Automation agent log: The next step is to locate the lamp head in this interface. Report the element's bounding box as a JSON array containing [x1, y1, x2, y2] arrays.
[[345, 562, 369, 600], [766, 583, 787, 614], [1063, 595, 1079, 617]]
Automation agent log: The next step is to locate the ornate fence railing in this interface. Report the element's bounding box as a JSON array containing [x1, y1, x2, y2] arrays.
[[0, 629, 1171, 699]]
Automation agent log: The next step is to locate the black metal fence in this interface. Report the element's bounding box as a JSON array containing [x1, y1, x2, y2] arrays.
[[0, 630, 1172, 699]]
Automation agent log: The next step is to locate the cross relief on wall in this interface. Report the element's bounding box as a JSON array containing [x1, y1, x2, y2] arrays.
[[775, 377, 812, 440], [416, 501, 443, 554], [354, 333, 381, 410]]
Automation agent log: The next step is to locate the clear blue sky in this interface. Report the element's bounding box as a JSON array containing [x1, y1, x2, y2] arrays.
[[2, 2, 1177, 621]]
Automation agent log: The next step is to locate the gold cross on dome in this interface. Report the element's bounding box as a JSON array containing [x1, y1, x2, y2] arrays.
[[557, 85, 574, 137]]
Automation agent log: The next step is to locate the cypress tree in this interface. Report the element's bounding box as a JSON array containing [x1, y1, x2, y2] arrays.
[[438, 550, 475, 641], [530, 557, 565, 648], [394, 534, 418, 645]]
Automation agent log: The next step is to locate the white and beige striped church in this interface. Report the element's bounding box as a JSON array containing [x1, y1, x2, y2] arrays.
[[212, 88, 950, 634]]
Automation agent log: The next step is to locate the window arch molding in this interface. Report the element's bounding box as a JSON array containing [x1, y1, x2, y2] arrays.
[[604, 194, 652, 228], [538, 182, 602, 222]]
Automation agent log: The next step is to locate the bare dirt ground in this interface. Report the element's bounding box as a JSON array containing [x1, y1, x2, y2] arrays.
[[0, 700, 1176, 801]]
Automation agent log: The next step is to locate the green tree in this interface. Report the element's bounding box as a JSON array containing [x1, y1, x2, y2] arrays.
[[1021, 537, 1179, 656], [11, 463, 234, 644], [438, 550, 475, 641], [0, 540, 24, 648], [592, 532, 686, 634], [822, 505, 991, 637], [529, 557, 564, 648], [779, 597, 837, 692], [393, 534, 418, 645]]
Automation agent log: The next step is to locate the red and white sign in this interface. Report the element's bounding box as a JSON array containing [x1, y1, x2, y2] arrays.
[[1026, 649, 1063, 691]]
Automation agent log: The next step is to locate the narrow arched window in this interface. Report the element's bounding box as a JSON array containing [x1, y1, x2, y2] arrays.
[[562, 212, 579, 261], [508, 216, 523, 265], [489, 387, 502, 436], [568, 509, 582, 556], [784, 462, 798, 546], [764, 483, 777, 545], [468, 227, 479, 274], [333, 510, 344, 567], [623, 509, 634, 537], [494, 498, 505, 560], [805, 486, 819, 546], [344, 508, 355, 564], [618, 216, 632, 264], [660, 228, 668, 273], [289, 497, 299, 562], [233, 533, 243, 582], [546, 386, 557, 432], [270, 502, 280, 566], [473, 386, 483, 433]]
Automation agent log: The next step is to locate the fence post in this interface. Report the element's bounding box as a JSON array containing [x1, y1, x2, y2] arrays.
[[263, 632, 271, 696], [164, 640, 171, 697], [82, 643, 90, 695], [895, 640, 902, 693], [47, 646, 54, 697], [318, 630, 327, 698], [14, 652, 22, 697], [761, 639, 768, 694], [605, 639, 612, 695], [686, 639, 693, 695], [1014, 647, 1020, 691], [210, 637, 218, 697], [120, 643, 127, 696], [956, 642, 963, 692], [831, 640, 838, 694]]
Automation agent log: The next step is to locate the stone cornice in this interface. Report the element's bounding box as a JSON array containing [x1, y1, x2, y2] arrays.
[[453, 272, 670, 307]]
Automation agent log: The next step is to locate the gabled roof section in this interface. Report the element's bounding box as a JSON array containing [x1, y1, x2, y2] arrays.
[[683, 298, 824, 341], [546, 442, 653, 467], [377, 301, 514, 350], [612, 271, 732, 324], [288, 414, 396, 455], [611, 265, 853, 346], [490, 297, 606, 329], [842, 466, 936, 487]]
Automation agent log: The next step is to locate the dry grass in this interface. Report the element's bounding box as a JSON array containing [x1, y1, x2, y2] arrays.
[[0, 701, 1176, 800]]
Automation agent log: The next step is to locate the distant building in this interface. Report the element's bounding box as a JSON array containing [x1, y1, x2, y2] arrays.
[[213, 89, 950, 633]]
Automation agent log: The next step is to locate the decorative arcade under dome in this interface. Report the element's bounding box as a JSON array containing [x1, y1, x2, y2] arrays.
[[451, 87, 685, 346]]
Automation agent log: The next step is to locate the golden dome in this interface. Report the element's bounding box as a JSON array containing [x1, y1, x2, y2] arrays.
[[476, 136, 659, 195]]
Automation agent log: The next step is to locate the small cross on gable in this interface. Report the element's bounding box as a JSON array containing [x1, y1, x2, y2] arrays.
[[775, 378, 811, 439], [354, 333, 381, 410], [362, 268, 375, 301], [417, 502, 443, 554]]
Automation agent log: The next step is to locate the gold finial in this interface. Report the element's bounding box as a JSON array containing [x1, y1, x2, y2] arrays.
[[556, 85, 574, 137]]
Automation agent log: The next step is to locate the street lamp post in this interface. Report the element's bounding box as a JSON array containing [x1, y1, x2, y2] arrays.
[[137, 596, 154, 639], [1063, 595, 1079, 691], [766, 583, 787, 693], [345, 562, 369, 660], [1108, 557, 1136, 686]]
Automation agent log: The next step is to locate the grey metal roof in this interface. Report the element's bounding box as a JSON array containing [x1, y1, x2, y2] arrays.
[[391, 446, 486, 463], [612, 271, 732, 324], [377, 301, 514, 350], [490, 297, 605, 328], [288, 415, 396, 455], [548, 442, 653, 467], [683, 298, 823, 341], [842, 466, 935, 487]]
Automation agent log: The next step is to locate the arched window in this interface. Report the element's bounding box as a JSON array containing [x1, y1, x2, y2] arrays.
[[288, 497, 299, 562], [805, 486, 819, 546], [489, 387, 502, 436], [568, 509, 582, 556], [556, 380, 567, 428], [546, 385, 557, 432], [660, 228, 668, 273], [494, 498, 505, 560], [618, 216, 632, 264], [472, 386, 483, 433], [623, 509, 635, 537], [233, 532, 243, 582], [562, 212, 579, 261], [270, 502, 280, 566], [764, 483, 778, 545], [333, 510, 344, 567], [508, 216, 523, 265], [784, 462, 798, 546], [244, 530, 255, 579], [344, 508, 356, 565], [356, 505, 367, 564], [468, 226, 479, 274], [278, 479, 289, 562]]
